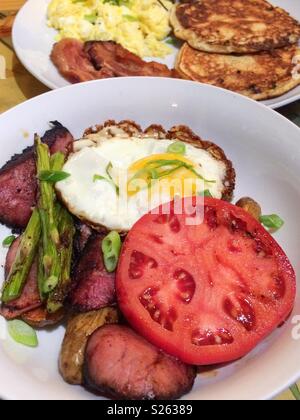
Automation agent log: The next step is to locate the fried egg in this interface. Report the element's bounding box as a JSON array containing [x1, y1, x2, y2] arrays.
[[56, 136, 227, 232]]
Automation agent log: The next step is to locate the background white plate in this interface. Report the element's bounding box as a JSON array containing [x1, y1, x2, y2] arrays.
[[12, 0, 300, 109], [0, 78, 300, 400]]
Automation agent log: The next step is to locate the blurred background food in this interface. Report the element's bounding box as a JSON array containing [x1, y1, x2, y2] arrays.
[[47, 0, 173, 58]]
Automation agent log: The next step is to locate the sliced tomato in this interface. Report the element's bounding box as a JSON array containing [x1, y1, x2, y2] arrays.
[[116, 197, 296, 365]]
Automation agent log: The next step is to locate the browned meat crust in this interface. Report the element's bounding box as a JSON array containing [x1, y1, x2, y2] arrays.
[[84, 324, 197, 400], [69, 234, 116, 313], [42, 121, 74, 156], [0, 121, 74, 230], [0, 147, 37, 229], [22, 306, 65, 329], [84, 119, 235, 203], [73, 220, 93, 258], [0, 237, 41, 320]]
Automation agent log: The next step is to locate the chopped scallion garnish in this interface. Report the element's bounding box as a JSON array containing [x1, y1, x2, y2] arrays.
[[259, 214, 284, 232], [2, 235, 16, 247], [167, 142, 186, 155], [38, 170, 70, 183], [102, 231, 122, 272], [7, 320, 38, 348]]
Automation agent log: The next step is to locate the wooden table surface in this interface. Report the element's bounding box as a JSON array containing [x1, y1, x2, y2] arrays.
[[0, 25, 299, 401]]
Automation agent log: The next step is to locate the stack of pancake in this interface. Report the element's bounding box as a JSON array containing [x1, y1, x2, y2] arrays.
[[170, 0, 300, 100]]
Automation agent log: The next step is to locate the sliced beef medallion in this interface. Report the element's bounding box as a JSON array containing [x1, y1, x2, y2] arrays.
[[0, 237, 41, 320], [42, 121, 74, 156], [0, 146, 37, 229], [0, 121, 74, 229], [84, 325, 196, 400], [69, 234, 116, 312]]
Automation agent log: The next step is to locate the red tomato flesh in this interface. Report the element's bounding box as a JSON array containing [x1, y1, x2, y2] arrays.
[[116, 197, 296, 365]]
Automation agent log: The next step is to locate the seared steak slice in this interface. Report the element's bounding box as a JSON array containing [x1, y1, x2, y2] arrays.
[[0, 121, 74, 229], [0, 237, 41, 320], [69, 234, 116, 312]]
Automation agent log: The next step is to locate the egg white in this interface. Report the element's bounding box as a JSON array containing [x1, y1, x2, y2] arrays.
[[56, 137, 226, 231]]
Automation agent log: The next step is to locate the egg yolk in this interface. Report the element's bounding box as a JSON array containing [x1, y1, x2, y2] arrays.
[[127, 153, 203, 198]]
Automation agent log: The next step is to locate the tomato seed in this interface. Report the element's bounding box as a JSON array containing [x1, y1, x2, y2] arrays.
[[224, 296, 256, 331]]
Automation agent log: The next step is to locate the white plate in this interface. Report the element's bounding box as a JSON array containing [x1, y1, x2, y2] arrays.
[[0, 78, 300, 400], [12, 0, 300, 109]]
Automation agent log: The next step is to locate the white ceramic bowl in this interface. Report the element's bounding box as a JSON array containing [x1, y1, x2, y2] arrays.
[[0, 78, 299, 400]]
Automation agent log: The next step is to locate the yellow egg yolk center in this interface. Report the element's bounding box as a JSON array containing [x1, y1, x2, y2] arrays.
[[127, 153, 203, 198]]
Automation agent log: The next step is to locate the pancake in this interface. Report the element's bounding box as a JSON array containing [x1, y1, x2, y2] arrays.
[[170, 0, 300, 54], [176, 43, 300, 100]]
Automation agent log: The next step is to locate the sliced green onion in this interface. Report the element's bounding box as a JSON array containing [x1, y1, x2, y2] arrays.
[[42, 275, 59, 294], [84, 13, 98, 24], [7, 320, 38, 348], [2, 235, 16, 247], [93, 163, 119, 195], [38, 170, 70, 183], [93, 174, 108, 183], [123, 14, 138, 22], [165, 37, 177, 46], [200, 190, 213, 197], [290, 384, 300, 400], [259, 214, 284, 232], [167, 142, 186, 155], [102, 231, 122, 273], [129, 158, 215, 184]]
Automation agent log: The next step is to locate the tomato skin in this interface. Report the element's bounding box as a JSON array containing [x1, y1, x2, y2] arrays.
[[116, 198, 296, 365]]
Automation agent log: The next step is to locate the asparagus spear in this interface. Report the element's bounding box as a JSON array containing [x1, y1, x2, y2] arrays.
[[37, 241, 45, 301], [38, 200, 63, 300], [47, 152, 75, 313], [1, 209, 41, 303], [47, 205, 75, 313], [35, 136, 61, 295]]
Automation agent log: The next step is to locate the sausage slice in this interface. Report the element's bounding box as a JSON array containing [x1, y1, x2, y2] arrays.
[[84, 324, 196, 400]]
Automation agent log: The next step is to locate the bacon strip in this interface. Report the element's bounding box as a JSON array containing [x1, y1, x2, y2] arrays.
[[51, 38, 177, 83], [51, 38, 114, 83], [85, 41, 176, 78]]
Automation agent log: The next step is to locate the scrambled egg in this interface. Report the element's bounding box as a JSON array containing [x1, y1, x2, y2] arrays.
[[47, 0, 173, 58]]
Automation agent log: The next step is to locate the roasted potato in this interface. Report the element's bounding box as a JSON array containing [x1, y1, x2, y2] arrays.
[[59, 307, 118, 385], [236, 197, 262, 220]]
